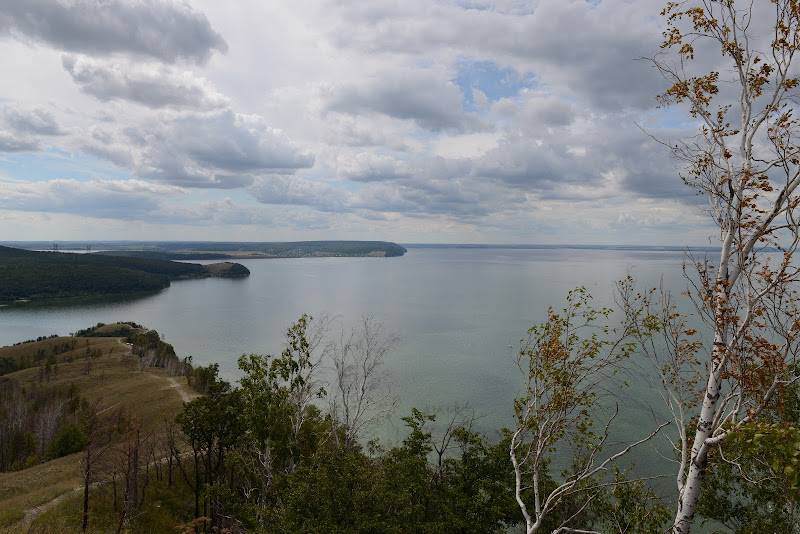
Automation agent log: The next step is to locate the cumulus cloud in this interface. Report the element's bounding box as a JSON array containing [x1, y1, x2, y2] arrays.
[[0, 0, 719, 243], [1, 105, 63, 135], [323, 69, 487, 132], [83, 111, 315, 188], [520, 97, 576, 129], [319, 115, 423, 152], [0, 0, 227, 63], [336, 153, 410, 182], [62, 55, 229, 109], [326, 0, 664, 112], [0, 105, 63, 153], [471, 87, 489, 109], [247, 175, 349, 211], [0, 132, 41, 152], [0, 178, 186, 219]]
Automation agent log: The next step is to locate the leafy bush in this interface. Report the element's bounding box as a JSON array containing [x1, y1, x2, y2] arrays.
[[46, 423, 87, 460]]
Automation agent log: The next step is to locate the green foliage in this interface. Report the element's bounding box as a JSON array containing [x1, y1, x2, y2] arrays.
[[695, 366, 800, 532], [0, 356, 19, 376], [0, 245, 208, 301], [9, 431, 37, 471], [45, 423, 87, 460], [509, 287, 664, 533], [263, 409, 516, 534], [71, 321, 143, 337], [217, 262, 250, 277], [589, 466, 671, 534], [515, 287, 635, 455], [190, 363, 222, 393]]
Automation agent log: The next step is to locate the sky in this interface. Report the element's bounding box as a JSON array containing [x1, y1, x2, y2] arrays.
[[0, 0, 718, 245]]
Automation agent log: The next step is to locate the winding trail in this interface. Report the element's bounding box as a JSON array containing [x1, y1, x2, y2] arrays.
[[21, 488, 81, 528], [18, 342, 196, 529]]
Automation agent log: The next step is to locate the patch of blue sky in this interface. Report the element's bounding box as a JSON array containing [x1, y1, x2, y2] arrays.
[[0, 147, 134, 183], [453, 58, 536, 112], [331, 178, 365, 193], [455, 1, 491, 11], [405, 129, 446, 156]]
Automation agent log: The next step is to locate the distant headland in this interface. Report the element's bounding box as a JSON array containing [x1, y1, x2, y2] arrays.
[[1, 240, 408, 259]]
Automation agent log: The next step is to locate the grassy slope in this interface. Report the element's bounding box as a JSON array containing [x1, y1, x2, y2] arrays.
[[0, 331, 193, 532]]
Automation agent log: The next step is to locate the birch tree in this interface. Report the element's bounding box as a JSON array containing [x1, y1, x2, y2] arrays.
[[649, 1, 800, 531], [510, 287, 666, 534], [328, 313, 397, 448]]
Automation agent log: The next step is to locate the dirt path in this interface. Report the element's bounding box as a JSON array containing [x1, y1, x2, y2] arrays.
[[21, 488, 79, 528], [117, 337, 194, 403], [117, 336, 132, 357], [18, 340, 197, 529], [166, 375, 193, 403]]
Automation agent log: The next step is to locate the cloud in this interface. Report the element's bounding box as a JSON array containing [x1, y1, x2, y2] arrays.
[[520, 97, 575, 129], [326, 0, 663, 112], [471, 87, 489, 109], [0, 0, 227, 63], [0, 0, 719, 244], [247, 175, 349, 211], [319, 114, 423, 152], [0, 177, 186, 219], [336, 153, 410, 182], [1, 105, 63, 135], [62, 55, 228, 109], [0, 105, 63, 153], [83, 111, 315, 188], [323, 69, 487, 132], [0, 132, 41, 152]]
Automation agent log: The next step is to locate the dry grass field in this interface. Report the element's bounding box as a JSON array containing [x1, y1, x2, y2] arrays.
[[0, 328, 195, 532]]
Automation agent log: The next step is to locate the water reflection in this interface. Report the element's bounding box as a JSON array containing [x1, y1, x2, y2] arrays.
[[0, 290, 161, 311]]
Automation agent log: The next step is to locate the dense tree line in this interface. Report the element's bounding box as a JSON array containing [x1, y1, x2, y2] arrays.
[[0, 377, 87, 472], [0, 245, 206, 301], [71, 322, 145, 338], [95, 251, 232, 260]]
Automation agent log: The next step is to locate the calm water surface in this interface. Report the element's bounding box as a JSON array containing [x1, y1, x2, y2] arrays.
[[0, 246, 697, 453]]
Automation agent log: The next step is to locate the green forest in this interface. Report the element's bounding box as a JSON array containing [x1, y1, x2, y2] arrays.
[[0, 246, 249, 302]]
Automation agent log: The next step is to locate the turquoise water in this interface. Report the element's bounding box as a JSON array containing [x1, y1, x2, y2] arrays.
[[0, 246, 695, 462]]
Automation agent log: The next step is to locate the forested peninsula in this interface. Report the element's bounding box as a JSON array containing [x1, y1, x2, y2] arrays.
[[0, 246, 249, 302]]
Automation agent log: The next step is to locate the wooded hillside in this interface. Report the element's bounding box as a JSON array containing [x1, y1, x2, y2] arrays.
[[0, 246, 248, 301]]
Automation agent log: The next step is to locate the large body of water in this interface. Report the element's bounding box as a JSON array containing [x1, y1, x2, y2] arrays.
[[0, 246, 699, 454]]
